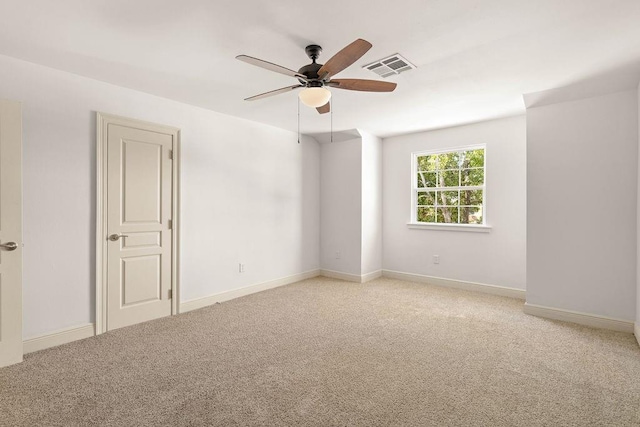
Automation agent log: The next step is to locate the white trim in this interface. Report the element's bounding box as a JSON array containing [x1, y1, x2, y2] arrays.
[[407, 223, 492, 232], [23, 324, 95, 354], [320, 269, 363, 283], [382, 269, 525, 299], [523, 303, 635, 333], [413, 144, 486, 157], [180, 269, 321, 313], [319, 269, 383, 283], [361, 270, 383, 283], [172, 130, 181, 316], [96, 113, 181, 334], [95, 113, 105, 334], [635, 323, 640, 348]]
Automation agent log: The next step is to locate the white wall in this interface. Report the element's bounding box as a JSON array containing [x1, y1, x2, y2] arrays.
[[319, 138, 362, 275], [382, 116, 527, 289], [0, 54, 320, 339], [527, 89, 638, 321], [361, 131, 383, 275]]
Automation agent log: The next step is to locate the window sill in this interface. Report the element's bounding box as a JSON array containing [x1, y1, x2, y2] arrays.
[[406, 223, 492, 233]]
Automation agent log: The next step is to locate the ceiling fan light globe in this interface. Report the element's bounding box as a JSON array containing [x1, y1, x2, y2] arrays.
[[298, 87, 331, 108]]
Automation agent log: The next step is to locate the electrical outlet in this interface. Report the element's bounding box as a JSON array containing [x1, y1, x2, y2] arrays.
[[433, 255, 440, 264], [335, 251, 341, 259], [239, 263, 245, 273]]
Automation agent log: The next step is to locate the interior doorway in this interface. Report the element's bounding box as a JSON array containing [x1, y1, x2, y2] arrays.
[[96, 113, 180, 333]]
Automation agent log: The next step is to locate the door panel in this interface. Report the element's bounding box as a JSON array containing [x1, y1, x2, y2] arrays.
[[0, 100, 22, 367], [123, 139, 162, 224], [122, 255, 161, 306], [106, 123, 173, 331], [122, 231, 161, 249]]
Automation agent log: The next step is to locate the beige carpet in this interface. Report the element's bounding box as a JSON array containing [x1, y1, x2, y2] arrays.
[[1, 277, 639, 426]]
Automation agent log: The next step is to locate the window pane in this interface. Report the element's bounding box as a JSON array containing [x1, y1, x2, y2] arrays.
[[461, 168, 484, 186], [437, 152, 460, 170], [417, 192, 435, 206], [460, 206, 483, 224], [459, 189, 483, 206], [436, 190, 459, 206], [436, 207, 459, 223], [417, 171, 437, 188], [417, 207, 436, 223], [439, 169, 460, 187], [416, 155, 437, 172], [465, 149, 485, 168]]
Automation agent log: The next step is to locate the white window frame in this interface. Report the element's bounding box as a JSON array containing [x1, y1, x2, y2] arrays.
[[408, 144, 491, 232]]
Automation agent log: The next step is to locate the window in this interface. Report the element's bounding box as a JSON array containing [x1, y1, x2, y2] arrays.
[[412, 146, 485, 225]]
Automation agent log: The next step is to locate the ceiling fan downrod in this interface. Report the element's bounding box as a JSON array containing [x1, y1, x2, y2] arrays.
[[298, 45, 324, 85]]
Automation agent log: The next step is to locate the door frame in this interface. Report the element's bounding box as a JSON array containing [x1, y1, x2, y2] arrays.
[[95, 112, 180, 335]]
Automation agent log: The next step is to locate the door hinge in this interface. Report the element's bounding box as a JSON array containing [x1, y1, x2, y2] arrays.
[[168, 289, 172, 299], [168, 150, 173, 160], [168, 219, 172, 230]]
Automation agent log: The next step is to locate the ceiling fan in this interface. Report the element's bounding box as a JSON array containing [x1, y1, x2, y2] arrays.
[[236, 39, 397, 114]]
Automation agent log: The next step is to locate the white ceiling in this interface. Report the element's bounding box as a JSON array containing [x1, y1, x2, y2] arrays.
[[1, 0, 639, 138]]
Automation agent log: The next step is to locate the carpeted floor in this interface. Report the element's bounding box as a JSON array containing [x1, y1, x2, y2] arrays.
[[1, 277, 639, 426]]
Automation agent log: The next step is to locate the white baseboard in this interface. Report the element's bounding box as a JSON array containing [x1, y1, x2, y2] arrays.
[[634, 323, 640, 347], [361, 270, 383, 283], [523, 303, 635, 333], [0, 349, 22, 368], [320, 269, 383, 283], [23, 323, 96, 354], [180, 269, 321, 313], [320, 269, 362, 282], [381, 269, 525, 300]]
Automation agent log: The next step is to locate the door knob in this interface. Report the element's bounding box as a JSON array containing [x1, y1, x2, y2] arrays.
[[108, 234, 129, 242], [0, 242, 18, 251]]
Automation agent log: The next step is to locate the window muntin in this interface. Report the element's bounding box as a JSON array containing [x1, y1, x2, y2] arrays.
[[413, 146, 485, 225]]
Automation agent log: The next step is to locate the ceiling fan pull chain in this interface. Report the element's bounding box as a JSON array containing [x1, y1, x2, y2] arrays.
[[331, 99, 333, 143]]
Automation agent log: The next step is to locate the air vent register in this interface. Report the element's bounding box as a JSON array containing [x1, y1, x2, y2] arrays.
[[363, 53, 416, 78]]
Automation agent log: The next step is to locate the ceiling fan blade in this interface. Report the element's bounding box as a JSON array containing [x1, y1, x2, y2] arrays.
[[244, 85, 304, 101], [236, 55, 307, 80], [327, 79, 397, 92], [316, 102, 330, 114], [317, 39, 372, 80]]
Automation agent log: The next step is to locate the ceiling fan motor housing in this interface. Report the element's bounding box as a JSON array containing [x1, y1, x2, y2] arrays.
[[298, 63, 323, 84]]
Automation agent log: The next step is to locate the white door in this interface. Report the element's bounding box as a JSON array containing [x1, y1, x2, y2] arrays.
[[103, 115, 176, 331], [0, 100, 23, 367]]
